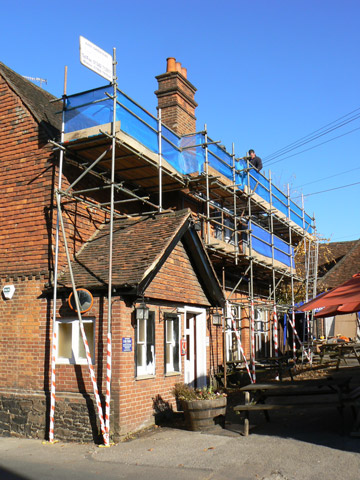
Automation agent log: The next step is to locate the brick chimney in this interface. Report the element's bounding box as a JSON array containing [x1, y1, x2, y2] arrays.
[[155, 57, 197, 136]]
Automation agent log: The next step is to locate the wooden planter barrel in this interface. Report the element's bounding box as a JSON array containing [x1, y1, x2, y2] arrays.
[[181, 396, 227, 431]]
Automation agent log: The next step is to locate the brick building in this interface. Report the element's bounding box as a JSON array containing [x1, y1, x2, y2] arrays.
[[0, 57, 315, 442]]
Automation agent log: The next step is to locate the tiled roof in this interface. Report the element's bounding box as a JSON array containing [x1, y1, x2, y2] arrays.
[[318, 239, 360, 290], [59, 209, 192, 291], [318, 240, 358, 267], [0, 61, 61, 136]]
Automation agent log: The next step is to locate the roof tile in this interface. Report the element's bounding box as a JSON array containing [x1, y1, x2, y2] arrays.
[[59, 209, 192, 289]]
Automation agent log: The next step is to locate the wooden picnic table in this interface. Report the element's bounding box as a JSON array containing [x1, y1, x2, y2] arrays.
[[216, 355, 294, 387], [234, 376, 352, 436], [319, 342, 360, 369]]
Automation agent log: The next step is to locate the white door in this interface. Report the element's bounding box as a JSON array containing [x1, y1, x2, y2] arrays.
[[183, 307, 207, 388], [184, 312, 195, 386]]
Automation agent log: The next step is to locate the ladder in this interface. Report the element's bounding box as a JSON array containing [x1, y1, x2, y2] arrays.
[[305, 237, 319, 340]]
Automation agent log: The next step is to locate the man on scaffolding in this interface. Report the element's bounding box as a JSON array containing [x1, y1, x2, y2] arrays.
[[248, 149, 262, 171]]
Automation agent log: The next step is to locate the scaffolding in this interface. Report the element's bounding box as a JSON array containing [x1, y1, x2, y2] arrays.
[[49, 67, 318, 440]]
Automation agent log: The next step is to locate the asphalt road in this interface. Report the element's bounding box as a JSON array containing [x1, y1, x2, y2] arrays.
[[0, 408, 359, 480]]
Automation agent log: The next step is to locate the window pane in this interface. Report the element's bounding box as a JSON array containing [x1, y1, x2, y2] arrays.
[[166, 320, 173, 343], [147, 313, 155, 346], [173, 341, 179, 372], [137, 344, 144, 367], [58, 322, 72, 359], [166, 343, 171, 365], [173, 317, 179, 371], [79, 322, 94, 359], [146, 313, 155, 373], [138, 319, 145, 343], [173, 318, 179, 343]]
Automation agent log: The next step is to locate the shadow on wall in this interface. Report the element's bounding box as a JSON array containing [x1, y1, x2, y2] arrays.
[[152, 394, 189, 429], [152, 394, 173, 424], [74, 366, 103, 444]]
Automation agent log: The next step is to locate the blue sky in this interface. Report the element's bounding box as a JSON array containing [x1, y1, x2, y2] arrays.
[[2, 0, 360, 242]]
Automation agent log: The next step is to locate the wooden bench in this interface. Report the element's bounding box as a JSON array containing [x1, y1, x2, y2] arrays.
[[233, 378, 353, 436]]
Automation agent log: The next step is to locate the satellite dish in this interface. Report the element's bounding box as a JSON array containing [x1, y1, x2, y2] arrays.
[[68, 288, 94, 313]]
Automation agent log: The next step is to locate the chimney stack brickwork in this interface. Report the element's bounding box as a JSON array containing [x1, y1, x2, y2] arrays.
[[155, 58, 197, 136]]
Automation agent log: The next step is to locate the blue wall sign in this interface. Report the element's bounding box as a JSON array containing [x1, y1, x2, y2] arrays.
[[122, 337, 132, 352]]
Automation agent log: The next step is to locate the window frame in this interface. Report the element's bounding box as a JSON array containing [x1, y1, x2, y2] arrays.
[[164, 313, 181, 374], [135, 310, 155, 377], [56, 317, 95, 365], [226, 305, 242, 362]]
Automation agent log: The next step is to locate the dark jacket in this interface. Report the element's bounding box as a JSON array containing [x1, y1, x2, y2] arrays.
[[250, 156, 262, 171]]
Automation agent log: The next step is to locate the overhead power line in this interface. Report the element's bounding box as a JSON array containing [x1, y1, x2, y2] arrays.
[[264, 125, 360, 167], [293, 180, 360, 198], [293, 165, 360, 189], [263, 106, 360, 165]]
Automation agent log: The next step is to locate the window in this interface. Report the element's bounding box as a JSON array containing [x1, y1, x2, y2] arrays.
[[254, 309, 269, 358], [136, 311, 155, 376], [165, 313, 180, 373], [56, 318, 95, 365], [227, 305, 242, 362]]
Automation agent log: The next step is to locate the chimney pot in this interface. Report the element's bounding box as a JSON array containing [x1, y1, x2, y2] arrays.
[[155, 58, 197, 136], [166, 57, 176, 72]]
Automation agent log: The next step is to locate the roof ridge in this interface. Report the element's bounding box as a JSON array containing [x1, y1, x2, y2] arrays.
[[0, 61, 61, 135], [319, 238, 360, 284], [71, 209, 192, 266]]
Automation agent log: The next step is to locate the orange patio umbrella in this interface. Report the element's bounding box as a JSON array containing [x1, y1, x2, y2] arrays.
[[314, 301, 360, 318], [299, 273, 360, 316]]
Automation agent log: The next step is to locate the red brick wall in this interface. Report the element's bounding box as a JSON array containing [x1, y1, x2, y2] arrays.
[[0, 276, 48, 391], [0, 76, 55, 277], [144, 241, 210, 306]]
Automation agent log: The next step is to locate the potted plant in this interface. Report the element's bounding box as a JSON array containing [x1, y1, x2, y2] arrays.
[[173, 383, 227, 431]]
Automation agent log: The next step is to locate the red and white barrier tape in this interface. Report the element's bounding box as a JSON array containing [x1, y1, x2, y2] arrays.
[[291, 311, 297, 361], [105, 332, 111, 442], [273, 305, 279, 358], [49, 331, 57, 443], [250, 301, 256, 383], [306, 312, 312, 362]]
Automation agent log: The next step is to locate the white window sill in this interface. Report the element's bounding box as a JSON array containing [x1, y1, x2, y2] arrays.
[[165, 371, 181, 377], [56, 358, 89, 365], [135, 374, 156, 381]]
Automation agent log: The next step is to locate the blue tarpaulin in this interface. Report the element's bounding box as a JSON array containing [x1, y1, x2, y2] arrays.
[[64, 86, 314, 235], [251, 223, 293, 267]]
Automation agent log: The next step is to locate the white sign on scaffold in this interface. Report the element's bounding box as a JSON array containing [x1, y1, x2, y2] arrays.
[[79, 36, 113, 82]]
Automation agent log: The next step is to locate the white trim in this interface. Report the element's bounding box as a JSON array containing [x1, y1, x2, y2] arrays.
[[56, 317, 95, 365], [165, 314, 181, 374], [136, 311, 155, 377], [183, 306, 207, 388]]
